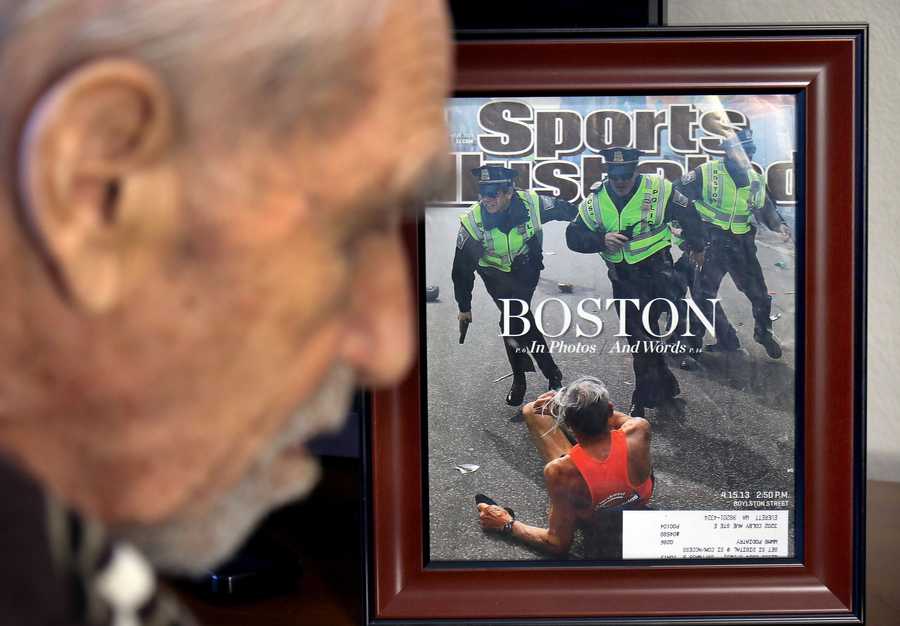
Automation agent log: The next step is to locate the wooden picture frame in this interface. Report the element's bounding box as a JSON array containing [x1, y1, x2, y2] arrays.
[[364, 27, 866, 624]]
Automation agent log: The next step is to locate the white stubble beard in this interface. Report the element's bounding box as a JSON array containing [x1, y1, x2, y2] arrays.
[[110, 365, 356, 577]]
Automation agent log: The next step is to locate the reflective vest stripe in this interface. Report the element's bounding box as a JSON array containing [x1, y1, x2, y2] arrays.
[[696, 203, 752, 223], [461, 212, 485, 242], [655, 188, 667, 224], [627, 222, 670, 250], [640, 189, 651, 231], [583, 175, 672, 265], [524, 190, 542, 233], [459, 191, 542, 273]]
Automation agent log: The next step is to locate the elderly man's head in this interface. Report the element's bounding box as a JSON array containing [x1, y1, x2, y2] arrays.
[[0, 0, 450, 573], [551, 376, 613, 438]]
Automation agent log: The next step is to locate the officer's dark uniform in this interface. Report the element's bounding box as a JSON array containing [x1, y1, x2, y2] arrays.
[[565, 148, 705, 418], [452, 166, 578, 405], [675, 128, 787, 358]]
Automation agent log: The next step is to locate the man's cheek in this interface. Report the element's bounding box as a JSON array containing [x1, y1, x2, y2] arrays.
[[286, 249, 353, 333]]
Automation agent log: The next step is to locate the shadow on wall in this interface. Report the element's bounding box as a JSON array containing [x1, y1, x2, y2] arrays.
[[869, 450, 900, 483]]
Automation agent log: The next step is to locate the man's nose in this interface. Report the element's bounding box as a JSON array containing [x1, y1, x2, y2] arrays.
[[339, 229, 415, 387]]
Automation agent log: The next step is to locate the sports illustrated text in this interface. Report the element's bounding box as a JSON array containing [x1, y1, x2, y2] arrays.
[[435, 100, 797, 208]]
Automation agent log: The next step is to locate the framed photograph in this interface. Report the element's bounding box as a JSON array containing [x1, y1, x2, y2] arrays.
[[364, 27, 866, 624]]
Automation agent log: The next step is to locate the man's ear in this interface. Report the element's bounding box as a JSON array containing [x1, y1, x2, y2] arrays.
[[17, 58, 178, 313]]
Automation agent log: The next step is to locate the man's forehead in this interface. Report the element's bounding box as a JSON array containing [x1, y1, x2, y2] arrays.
[[352, 150, 452, 221], [280, 0, 451, 224]]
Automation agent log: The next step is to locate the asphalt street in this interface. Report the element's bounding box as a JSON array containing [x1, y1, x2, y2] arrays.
[[424, 204, 797, 563]]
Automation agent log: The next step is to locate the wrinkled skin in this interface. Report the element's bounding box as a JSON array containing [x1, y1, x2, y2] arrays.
[[1, 0, 452, 573]]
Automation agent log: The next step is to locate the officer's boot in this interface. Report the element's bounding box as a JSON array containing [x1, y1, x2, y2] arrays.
[[628, 390, 646, 418], [697, 296, 741, 353], [548, 369, 563, 391], [506, 373, 527, 406], [753, 297, 783, 359], [542, 360, 562, 391], [753, 329, 783, 359], [531, 346, 562, 391], [530, 338, 563, 391]]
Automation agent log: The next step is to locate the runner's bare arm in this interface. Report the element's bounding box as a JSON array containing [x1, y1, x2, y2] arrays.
[[507, 460, 577, 555]]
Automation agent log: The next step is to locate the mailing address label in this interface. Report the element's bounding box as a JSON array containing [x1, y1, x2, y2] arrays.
[[622, 510, 789, 559]]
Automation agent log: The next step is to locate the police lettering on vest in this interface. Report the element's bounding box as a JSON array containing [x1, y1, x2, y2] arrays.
[[694, 160, 766, 234], [578, 174, 673, 264]]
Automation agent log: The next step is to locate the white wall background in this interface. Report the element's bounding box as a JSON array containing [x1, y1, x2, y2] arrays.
[[668, 1, 900, 481]]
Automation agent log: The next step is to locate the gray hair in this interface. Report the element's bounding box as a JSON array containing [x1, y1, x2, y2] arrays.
[[548, 375, 612, 437], [1, 0, 391, 143]]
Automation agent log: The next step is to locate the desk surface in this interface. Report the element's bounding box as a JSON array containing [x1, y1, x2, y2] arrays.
[[172, 461, 898, 625]]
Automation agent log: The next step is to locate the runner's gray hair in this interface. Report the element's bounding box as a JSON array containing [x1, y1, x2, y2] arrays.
[[548, 376, 612, 436], [1, 0, 390, 141], [549, 375, 609, 416]]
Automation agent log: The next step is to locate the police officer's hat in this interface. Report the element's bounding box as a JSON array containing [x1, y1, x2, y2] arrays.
[[600, 147, 641, 177], [723, 127, 756, 152], [471, 165, 517, 186]]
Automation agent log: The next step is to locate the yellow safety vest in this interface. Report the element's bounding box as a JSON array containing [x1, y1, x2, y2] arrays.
[[695, 160, 765, 235], [578, 174, 673, 264], [459, 190, 542, 272]]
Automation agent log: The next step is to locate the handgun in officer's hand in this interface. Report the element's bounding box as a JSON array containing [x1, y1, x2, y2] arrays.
[[458, 311, 472, 344], [779, 223, 793, 244]]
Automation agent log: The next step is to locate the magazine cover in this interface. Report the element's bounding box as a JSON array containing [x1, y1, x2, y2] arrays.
[[424, 95, 799, 562]]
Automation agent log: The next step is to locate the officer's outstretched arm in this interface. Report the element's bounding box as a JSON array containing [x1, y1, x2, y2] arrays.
[[539, 194, 580, 223], [566, 215, 606, 254], [451, 227, 480, 313], [674, 168, 703, 202], [759, 193, 790, 235]]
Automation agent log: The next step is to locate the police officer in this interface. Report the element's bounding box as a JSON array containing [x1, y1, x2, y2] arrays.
[[452, 166, 578, 406], [566, 148, 705, 419], [675, 126, 791, 358]]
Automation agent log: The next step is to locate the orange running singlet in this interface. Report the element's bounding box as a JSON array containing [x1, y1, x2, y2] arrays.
[[568, 429, 653, 510]]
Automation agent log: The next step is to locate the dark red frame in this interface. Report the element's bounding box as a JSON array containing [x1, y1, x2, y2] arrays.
[[366, 28, 866, 624]]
